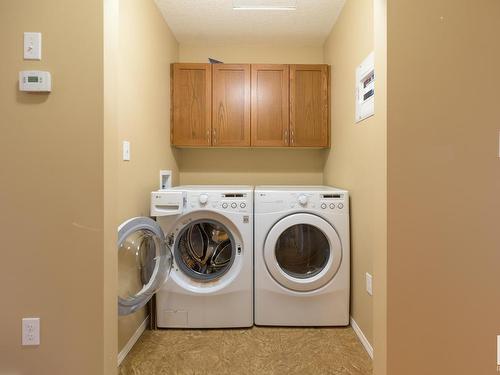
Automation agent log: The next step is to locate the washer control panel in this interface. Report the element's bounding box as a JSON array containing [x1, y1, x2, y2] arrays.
[[188, 191, 251, 213]]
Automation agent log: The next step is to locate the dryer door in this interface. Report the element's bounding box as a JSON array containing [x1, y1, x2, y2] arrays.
[[264, 213, 342, 292], [118, 217, 172, 315]]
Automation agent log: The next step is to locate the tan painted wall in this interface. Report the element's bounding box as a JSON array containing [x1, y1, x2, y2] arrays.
[[179, 149, 324, 185], [104, 0, 119, 372], [178, 44, 325, 186], [115, 0, 179, 354], [179, 43, 324, 64], [0, 1, 106, 374], [387, 0, 500, 374], [322, 0, 385, 347], [373, 0, 387, 373]]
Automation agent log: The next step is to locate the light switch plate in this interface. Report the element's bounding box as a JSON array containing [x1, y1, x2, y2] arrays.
[[24, 32, 42, 60], [122, 141, 130, 161], [22, 317, 40, 346], [365, 273, 373, 296]]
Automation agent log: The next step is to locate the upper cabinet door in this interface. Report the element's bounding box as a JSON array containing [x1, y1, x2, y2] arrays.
[[212, 64, 251, 147], [251, 64, 290, 147], [290, 65, 330, 147], [171, 63, 212, 146]]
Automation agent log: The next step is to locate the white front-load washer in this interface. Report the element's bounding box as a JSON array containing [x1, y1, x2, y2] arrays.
[[254, 186, 350, 326], [117, 185, 253, 328]]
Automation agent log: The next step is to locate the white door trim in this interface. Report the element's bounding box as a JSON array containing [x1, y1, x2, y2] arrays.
[[350, 317, 374, 359], [117, 316, 149, 366]]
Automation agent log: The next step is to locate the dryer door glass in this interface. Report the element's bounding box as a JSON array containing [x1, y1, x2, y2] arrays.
[[175, 219, 236, 281], [118, 217, 172, 316], [275, 224, 330, 279], [264, 213, 342, 292]]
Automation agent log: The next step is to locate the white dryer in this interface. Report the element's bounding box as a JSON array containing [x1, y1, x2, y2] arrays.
[[117, 186, 253, 328], [254, 186, 350, 326]]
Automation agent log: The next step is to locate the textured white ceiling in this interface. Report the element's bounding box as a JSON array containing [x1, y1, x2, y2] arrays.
[[154, 0, 346, 45]]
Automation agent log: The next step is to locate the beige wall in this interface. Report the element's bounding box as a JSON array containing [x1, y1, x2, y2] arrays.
[[179, 43, 324, 64], [179, 149, 324, 185], [104, 0, 119, 372], [116, 0, 179, 353], [322, 0, 385, 348], [0, 1, 106, 374], [387, 0, 500, 374], [178, 43, 325, 186], [373, 0, 387, 373]]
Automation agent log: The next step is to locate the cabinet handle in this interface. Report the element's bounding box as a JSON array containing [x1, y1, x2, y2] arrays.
[[284, 129, 289, 144], [290, 129, 294, 145], [212, 129, 217, 145], [206, 129, 211, 144]]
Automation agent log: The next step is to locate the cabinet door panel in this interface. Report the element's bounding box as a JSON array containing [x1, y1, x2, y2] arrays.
[[212, 64, 250, 147], [251, 65, 289, 147], [290, 65, 329, 147], [172, 63, 211, 146]]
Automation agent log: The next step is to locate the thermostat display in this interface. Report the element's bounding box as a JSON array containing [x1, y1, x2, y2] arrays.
[[19, 71, 51, 92]]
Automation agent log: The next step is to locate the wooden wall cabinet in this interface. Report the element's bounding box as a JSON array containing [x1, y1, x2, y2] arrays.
[[212, 64, 251, 147], [171, 63, 330, 148], [171, 63, 212, 146], [251, 64, 290, 147], [290, 64, 330, 148]]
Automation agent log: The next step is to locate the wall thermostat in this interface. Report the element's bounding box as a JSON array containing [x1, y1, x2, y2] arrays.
[[19, 71, 51, 92], [356, 52, 375, 123]]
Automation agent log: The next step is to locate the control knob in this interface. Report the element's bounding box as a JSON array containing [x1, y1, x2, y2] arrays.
[[199, 193, 209, 205], [298, 194, 308, 206]]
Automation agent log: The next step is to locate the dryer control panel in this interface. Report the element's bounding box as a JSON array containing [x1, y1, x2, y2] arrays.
[[255, 190, 348, 214]]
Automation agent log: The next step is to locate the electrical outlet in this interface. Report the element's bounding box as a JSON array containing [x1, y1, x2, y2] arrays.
[[365, 273, 373, 296], [22, 318, 40, 346]]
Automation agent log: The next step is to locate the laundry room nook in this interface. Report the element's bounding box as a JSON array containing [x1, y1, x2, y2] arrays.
[[109, 0, 385, 374], [5, 0, 499, 373]]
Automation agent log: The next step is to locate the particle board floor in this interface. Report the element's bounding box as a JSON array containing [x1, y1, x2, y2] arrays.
[[119, 326, 372, 375]]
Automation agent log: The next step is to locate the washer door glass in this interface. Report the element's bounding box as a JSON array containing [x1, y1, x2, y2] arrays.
[[118, 217, 172, 316], [275, 224, 330, 279], [175, 220, 235, 281]]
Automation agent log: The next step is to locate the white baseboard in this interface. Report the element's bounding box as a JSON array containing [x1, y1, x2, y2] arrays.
[[117, 316, 149, 366], [350, 317, 374, 359]]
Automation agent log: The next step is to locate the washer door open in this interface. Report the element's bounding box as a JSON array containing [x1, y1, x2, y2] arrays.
[[264, 213, 342, 292], [118, 217, 172, 315]]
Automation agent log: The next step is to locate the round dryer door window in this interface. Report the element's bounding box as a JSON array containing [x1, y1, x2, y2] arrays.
[[264, 213, 342, 292], [275, 224, 330, 279], [174, 219, 236, 281]]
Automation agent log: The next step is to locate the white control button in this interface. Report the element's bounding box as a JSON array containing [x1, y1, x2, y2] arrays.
[[321, 203, 327, 209], [240, 203, 246, 208], [199, 193, 209, 205], [231, 202, 237, 209], [298, 194, 308, 206], [338, 203, 344, 209], [329, 203, 335, 209], [222, 203, 228, 209]]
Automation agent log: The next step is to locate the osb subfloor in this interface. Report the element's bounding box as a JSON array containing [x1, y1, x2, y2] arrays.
[[119, 326, 372, 375]]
